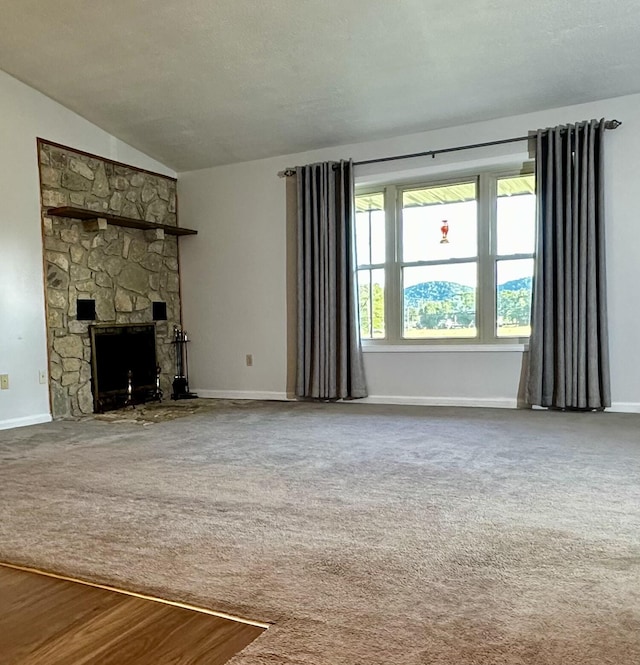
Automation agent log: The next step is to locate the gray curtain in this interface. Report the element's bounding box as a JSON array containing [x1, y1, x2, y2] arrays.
[[296, 160, 367, 400], [527, 119, 611, 409]]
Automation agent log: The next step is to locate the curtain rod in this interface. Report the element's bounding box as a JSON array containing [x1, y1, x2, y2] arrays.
[[278, 119, 622, 177]]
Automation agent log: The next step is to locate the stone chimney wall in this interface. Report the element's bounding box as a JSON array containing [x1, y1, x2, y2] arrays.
[[39, 140, 182, 418]]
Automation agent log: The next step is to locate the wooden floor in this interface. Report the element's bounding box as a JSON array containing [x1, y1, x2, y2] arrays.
[[0, 563, 265, 664]]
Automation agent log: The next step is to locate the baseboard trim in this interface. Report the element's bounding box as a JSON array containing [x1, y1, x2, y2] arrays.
[[193, 390, 292, 401], [192, 390, 519, 409], [0, 413, 52, 431], [609, 402, 640, 413], [359, 395, 519, 409]]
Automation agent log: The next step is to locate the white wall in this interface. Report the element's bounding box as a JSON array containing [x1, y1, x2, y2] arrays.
[[179, 93, 640, 412], [0, 69, 175, 430]]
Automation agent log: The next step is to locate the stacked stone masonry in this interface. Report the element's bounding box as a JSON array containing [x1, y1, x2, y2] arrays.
[[39, 141, 181, 418]]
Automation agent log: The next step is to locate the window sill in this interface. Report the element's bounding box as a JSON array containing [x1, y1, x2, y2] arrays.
[[361, 343, 528, 353]]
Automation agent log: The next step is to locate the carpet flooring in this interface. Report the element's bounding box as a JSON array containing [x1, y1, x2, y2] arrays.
[[0, 401, 639, 664]]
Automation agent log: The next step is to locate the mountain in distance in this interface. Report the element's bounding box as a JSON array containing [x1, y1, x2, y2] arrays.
[[497, 277, 532, 292], [403, 277, 532, 307], [403, 281, 473, 308]]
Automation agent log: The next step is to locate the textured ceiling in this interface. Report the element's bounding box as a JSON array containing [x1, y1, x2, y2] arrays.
[[1, 1, 639, 171]]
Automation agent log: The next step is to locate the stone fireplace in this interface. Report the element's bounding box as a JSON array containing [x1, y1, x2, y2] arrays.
[[38, 140, 192, 418]]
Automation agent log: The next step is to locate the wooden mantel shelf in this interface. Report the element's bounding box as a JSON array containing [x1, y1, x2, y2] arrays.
[[46, 206, 197, 236]]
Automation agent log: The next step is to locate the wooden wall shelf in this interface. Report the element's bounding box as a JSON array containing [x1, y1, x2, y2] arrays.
[[46, 206, 197, 236]]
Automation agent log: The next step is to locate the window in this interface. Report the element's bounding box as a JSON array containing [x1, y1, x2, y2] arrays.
[[355, 192, 386, 339], [355, 169, 535, 344]]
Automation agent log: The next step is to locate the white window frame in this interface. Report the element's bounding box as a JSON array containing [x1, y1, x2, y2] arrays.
[[355, 163, 534, 347], [355, 198, 386, 339]]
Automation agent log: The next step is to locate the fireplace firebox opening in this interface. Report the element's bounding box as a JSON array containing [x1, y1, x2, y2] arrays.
[[90, 323, 160, 412]]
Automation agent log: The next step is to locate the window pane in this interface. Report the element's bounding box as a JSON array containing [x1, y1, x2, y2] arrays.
[[358, 268, 385, 339], [355, 211, 370, 266], [370, 210, 385, 264], [403, 263, 477, 338], [402, 182, 477, 263], [355, 192, 384, 212], [496, 258, 533, 337], [355, 192, 385, 266], [496, 175, 536, 255]]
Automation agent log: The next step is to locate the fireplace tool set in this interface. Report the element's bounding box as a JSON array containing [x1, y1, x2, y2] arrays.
[[171, 325, 198, 400]]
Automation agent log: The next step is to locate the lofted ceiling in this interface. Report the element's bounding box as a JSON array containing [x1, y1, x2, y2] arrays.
[[1, 1, 639, 172]]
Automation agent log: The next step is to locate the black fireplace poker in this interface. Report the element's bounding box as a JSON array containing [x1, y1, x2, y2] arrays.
[[171, 325, 198, 400]]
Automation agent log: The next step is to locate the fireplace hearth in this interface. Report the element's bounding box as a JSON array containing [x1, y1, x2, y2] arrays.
[[90, 323, 159, 412]]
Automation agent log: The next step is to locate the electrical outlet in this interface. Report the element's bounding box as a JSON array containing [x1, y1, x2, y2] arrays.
[[0, 374, 9, 390], [39, 370, 47, 384], [245, 354, 253, 367]]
